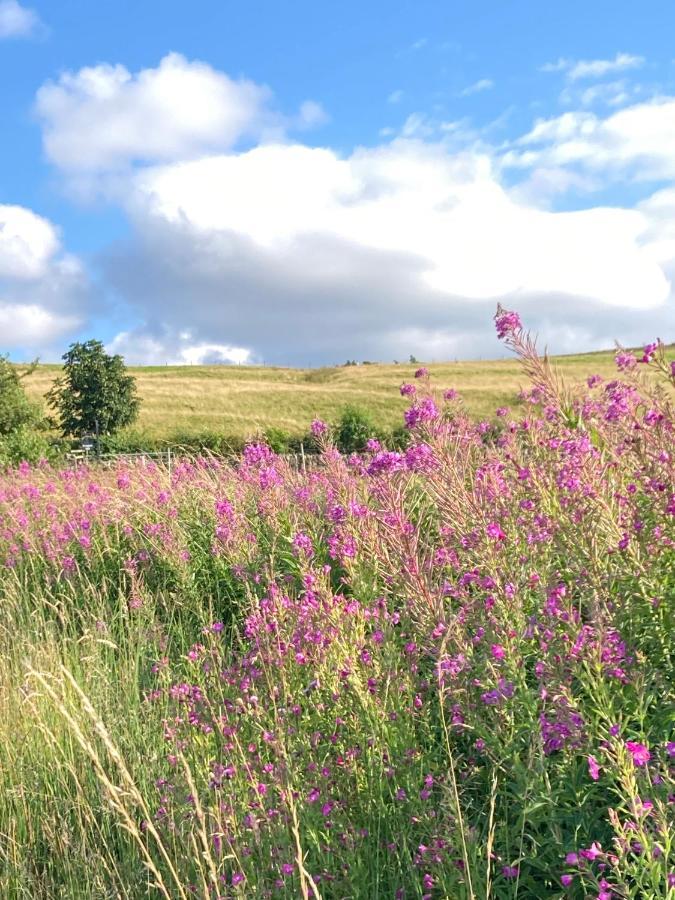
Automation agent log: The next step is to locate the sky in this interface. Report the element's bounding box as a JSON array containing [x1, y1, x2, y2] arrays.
[[1, 0, 675, 366]]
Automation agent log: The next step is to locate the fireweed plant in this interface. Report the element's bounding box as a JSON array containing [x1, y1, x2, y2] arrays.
[[0, 309, 674, 899]]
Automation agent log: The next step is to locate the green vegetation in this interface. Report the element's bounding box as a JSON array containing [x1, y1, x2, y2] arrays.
[[17, 346, 670, 453], [0, 316, 674, 898], [47, 339, 140, 438]]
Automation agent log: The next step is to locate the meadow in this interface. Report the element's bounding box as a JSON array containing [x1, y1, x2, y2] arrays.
[[1, 310, 674, 899], [22, 349, 632, 443]]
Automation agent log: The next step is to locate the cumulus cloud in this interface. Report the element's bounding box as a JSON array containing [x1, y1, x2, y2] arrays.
[[90, 136, 673, 365], [35, 52, 323, 172], [29, 54, 675, 365], [0, 0, 41, 39], [0, 204, 89, 353], [107, 329, 252, 366], [504, 98, 675, 182]]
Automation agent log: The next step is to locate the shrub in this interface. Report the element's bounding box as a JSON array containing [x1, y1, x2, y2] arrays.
[[333, 404, 380, 453]]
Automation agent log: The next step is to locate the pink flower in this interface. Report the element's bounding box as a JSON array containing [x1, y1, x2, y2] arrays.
[[486, 522, 506, 541], [561, 874, 573, 887], [625, 741, 650, 766], [310, 418, 328, 437], [580, 842, 603, 861], [588, 755, 601, 781], [491, 644, 506, 660], [494, 307, 522, 339]]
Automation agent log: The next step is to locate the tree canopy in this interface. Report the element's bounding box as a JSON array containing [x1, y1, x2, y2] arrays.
[[47, 340, 140, 438]]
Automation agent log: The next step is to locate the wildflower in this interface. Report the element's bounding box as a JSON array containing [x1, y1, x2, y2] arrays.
[[310, 419, 328, 437], [588, 755, 601, 781], [494, 307, 522, 339], [561, 874, 573, 887], [414, 367, 429, 379], [443, 388, 458, 401], [580, 842, 603, 861], [502, 865, 519, 879], [491, 644, 506, 660], [625, 741, 650, 766], [615, 351, 637, 371], [400, 383, 416, 396], [404, 397, 439, 429], [486, 522, 505, 541]]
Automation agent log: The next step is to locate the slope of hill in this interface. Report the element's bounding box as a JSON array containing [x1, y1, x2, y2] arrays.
[[20, 348, 668, 442]]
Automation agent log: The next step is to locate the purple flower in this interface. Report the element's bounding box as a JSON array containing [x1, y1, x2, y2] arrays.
[[502, 865, 519, 879], [588, 755, 600, 781], [615, 351, 637, 371], [625, 741, 650, 766], [404, 397, 439, 429], [400, 383, 416, 396], [561, 874, 573, 887], [231, 872, 245, 886], [414, 367, 429, 379], [310, 418, 328, 437], [486, 522, 506, 541], [494, 307, 522, 339]]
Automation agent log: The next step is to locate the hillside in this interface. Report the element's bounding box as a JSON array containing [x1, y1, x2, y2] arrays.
[[20, 347, 667, 442]]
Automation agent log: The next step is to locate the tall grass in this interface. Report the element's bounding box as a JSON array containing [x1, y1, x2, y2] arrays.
[[1, 311, 674, 898]]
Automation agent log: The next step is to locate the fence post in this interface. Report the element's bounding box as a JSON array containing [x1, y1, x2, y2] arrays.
[[300, 442, 306, 474], [167, 446, 172, 476]]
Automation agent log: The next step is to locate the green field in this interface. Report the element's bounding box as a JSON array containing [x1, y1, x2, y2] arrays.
[[22, 348, 640, 442]]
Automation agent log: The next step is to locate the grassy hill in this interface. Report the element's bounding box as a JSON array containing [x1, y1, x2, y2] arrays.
[[19, 346, 655, 444]]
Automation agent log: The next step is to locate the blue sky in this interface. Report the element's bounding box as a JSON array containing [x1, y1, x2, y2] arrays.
[[1, 0, 675, 365]]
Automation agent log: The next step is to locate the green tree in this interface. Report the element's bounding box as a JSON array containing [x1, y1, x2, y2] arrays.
[[0, 356, 43, 436], [47, 340, 140, 438]]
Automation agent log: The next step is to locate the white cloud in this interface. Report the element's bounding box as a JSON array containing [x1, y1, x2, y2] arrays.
[[35, 53, 323, 172], [0, 205, 59, 279], [29, 56, 675, 365], [107, 331, 252, 366], [505, 98, 675, 181], [568, 52, 644, 81], [460, 78, 494, 96], [387, 89, 404, 104], [0, 204, 89, 351], [86, 135, 673, 365], [541, 52, 644, 81], [0, 0, 41, 39], [0, 303, 79, 346]]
